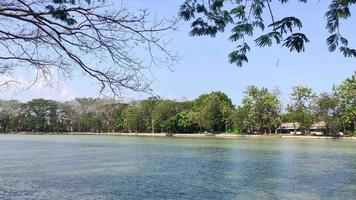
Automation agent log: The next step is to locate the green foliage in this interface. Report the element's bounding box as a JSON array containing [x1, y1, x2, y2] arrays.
[[232, 86, 281, 134], [312, 92, 340, 132], [179, 0, 355, 66], [159, 110, 198, 133], [160, 115, 180, 133], [45, 0, 91, 25], [114, 116, 124, 131], [0, 100, 22, 132], [123, 105, 145, 133], [22, 99, 58, 132], [287, 86, 315, 132], [114, 104, 128, 132], [153, 100, 180, 132], [193, 91, 234, 133], [335, 74, 356, 132], [176, 111, 198, 132], [72, 98, 102, 132], [226, 127, 240, 134], [0, 75, 354, 135], [139, 97, 160, 133]]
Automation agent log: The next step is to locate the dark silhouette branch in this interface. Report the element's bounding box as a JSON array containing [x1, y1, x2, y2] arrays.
[[0, 0, 178, 96]]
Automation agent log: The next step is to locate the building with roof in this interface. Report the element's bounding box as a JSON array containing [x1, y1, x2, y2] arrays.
[[310, 121, 327, 135], [278, 122, 301, 134]]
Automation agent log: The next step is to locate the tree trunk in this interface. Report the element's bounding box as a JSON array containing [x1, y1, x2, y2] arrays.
[[151, 119, 154, 133]]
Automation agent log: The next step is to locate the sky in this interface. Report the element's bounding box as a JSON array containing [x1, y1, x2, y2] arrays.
[[0, 0, 355, 106]]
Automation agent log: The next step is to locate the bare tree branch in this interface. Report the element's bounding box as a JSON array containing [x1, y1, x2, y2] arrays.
[[0, 0, 178, 96]]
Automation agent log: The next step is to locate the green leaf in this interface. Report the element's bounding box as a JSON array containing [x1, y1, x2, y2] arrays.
[[283, 33, 309, 52], [255, 32, 281, 47], [340, 47, 356, 57]]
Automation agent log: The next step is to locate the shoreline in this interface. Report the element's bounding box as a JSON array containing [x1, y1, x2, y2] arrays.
[[1, 132, 355, 140]]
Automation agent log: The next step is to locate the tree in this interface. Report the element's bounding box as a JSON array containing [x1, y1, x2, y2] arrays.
[[161, 110, 198, 133], [312, 92, 340, 132], [0, 0, 177, 94], [65, 98, 104, 132], [113, 103, 127, 132], [335, 74, 356, 134], [232, 105, 249, 134], [123, 104, 145, 133], [256, 88, 281, 133], [152, 100, 179, 132], [287, 86, 315, 133], [179, 0, 355, 66], [232, 86, 281, 134], [175, 110, 198, 133], [160, 115, 180, 133], [56, 102, 74, 132], [0, 100, 22, 132], [22, 98, 58, 132], [139, 97, 160, 133], [193, 91, 233, 133], [91, 99, 123, 132]]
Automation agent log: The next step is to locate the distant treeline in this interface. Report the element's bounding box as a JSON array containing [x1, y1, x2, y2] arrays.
[[0, 75, 355, 135]]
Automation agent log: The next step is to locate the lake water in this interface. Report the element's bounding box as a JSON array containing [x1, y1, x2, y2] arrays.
[[0, 135, 355, 200]]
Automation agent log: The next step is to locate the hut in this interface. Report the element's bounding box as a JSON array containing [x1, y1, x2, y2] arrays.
[[309, 121, 327, 135], [278, 122, 301, 134]]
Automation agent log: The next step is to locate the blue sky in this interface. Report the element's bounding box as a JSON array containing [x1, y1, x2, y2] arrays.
[[1, 0, 355, 106]]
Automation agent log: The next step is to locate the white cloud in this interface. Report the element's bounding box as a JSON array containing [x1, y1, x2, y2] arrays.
[[0, 74, 27, 86], [59, 88, 75, 101]]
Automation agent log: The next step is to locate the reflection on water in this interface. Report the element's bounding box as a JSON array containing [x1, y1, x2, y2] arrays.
[[0, 135, 355, 199]]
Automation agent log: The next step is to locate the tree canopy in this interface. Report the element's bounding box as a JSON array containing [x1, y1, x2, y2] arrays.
[[335, 74, 356, 131], [286, 86, 315, 131], [232, 86, 280, 133], [179, 0, 356, 66], [0, 75, 354, 135]]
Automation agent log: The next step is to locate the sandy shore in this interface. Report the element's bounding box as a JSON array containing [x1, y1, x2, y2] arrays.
[[68, 132, 282, 139], [281, 135, 351, 140], [3, 132, 355, 140]]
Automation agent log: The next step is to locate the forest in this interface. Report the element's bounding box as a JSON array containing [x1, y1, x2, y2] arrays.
[[0, 74, 355, 135]]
